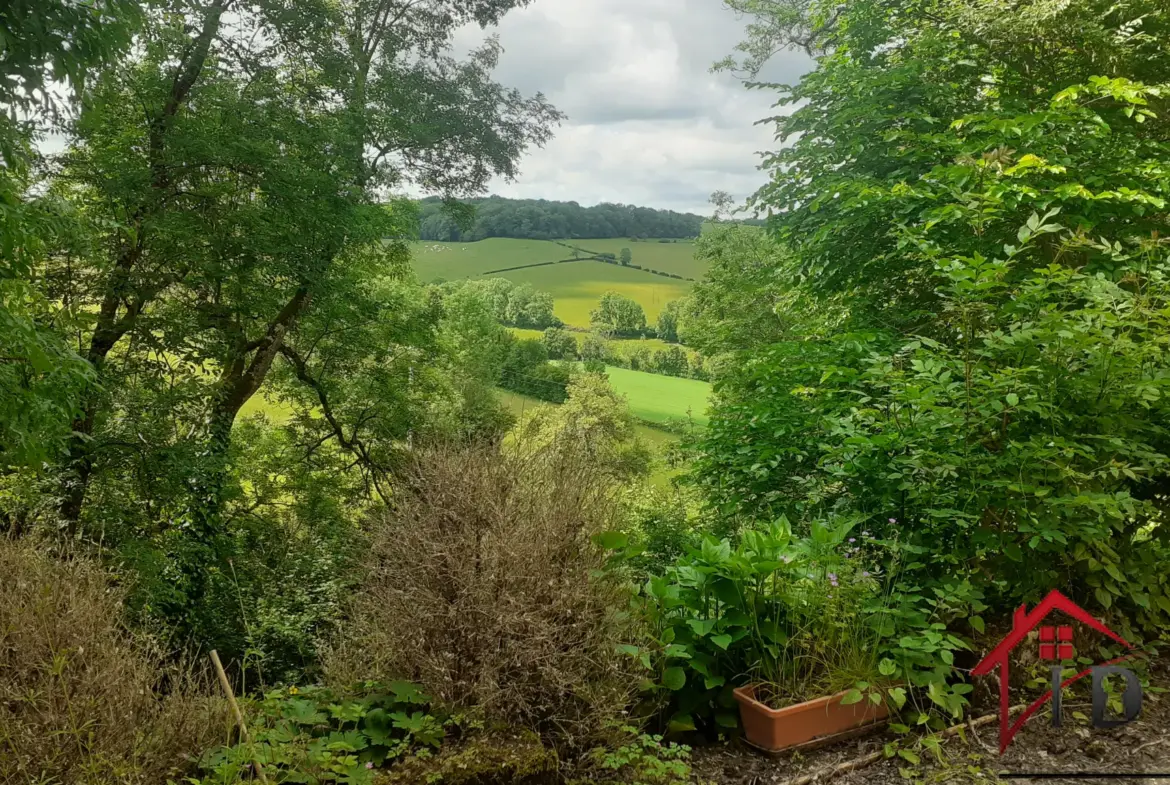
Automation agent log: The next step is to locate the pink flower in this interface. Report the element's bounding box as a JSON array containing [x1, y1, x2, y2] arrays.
[[366, 762, 375, 769]]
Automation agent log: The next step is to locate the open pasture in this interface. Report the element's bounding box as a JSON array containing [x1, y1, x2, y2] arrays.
[[409, 238, 699, 328]]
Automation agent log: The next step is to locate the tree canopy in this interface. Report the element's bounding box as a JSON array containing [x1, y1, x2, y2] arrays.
[[417, 195, 705, 241]]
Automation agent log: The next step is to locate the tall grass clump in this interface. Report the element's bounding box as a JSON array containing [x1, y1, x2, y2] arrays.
[[326, 442, 637, 749], [0, 542, 229, 784]]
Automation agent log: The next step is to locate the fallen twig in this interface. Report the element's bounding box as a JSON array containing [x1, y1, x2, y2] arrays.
[[779, 706, 1026, 785], [1134, 736, 1168, 756], [211, 649, 270, 784]]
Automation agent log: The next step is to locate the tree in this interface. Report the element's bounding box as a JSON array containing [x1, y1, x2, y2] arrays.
[[712, 0, 837, 77], [511, 374, 652, 481], [696, 0, 1170, 654], [678, 224, 809, 360], [542, 327, 578, 360], [652, 346, 688, 378], [742, 0, 1170, 332], [628, 346, 652, 372], [435, 279, 515, 442], [49, 0, 562, 535], [415, 196, 704, 241], [0, 0, 140, 470], [656, 300, 683, 343], [590, 291, 647, 337], [580, 331, 612, 365], [619, 247, 632, 266]]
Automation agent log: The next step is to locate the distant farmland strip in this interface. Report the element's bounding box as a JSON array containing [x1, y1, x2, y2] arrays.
[[480, 252, 691, 282], [478, 257, 592, 274]]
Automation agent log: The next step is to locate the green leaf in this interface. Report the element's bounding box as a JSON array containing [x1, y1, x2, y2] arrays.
[[710, 634, 733, 650], [970, 616, 985, 633], [1095, 587, 1113, 609], [662, 667, 687, 691], [879, 658, 898, 676], [593, 531, 628, 551], [840, 689, 864, 705]]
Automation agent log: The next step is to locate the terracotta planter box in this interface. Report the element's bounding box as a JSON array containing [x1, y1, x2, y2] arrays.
[[733, 684, 890, 754]]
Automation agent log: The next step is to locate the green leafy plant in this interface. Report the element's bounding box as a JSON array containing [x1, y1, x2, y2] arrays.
[[610, 516, 896, 733], [577, 726, 695, 785], [192, 681, 442, 785]]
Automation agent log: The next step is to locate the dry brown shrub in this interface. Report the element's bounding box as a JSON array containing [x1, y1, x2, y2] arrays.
[[0, 542, 231, 784], [326, 442, 637, 749]]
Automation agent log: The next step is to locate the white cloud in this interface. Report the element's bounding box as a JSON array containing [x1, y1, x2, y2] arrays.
[[452, 0, 814, 215]]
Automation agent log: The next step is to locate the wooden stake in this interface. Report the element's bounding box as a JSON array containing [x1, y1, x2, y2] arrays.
[[778, 706, 1026, 785], [211, 649, 270, 784]]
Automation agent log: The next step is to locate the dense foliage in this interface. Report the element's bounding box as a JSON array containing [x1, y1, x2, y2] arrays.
[[2, 0, 560, 679], [592, 291, 649, 337], [687, 0, 1170, 717], [8, 0, 1170, 779], [439, 277, 561, 329], [417, 195, 705, 241]]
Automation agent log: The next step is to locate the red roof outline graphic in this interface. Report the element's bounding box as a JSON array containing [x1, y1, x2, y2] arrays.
[[970, 589, 1135, 753]]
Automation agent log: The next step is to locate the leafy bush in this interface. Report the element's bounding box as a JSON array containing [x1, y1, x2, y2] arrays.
[[542, 326, 579, 360], [193, 681, 443, 784], [0, 542, 229, 784], [326, 442, 637, 749], [701, 227, 1170, 624], [608, 517, 896, 734], [618, 484, 705, 574], [511, 374, 654, 483], [571, 726, 694, 785], [500, 337, 575, 402]]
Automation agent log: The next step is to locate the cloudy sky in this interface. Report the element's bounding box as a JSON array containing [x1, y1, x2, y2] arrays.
[[450, 0, 814, 215]]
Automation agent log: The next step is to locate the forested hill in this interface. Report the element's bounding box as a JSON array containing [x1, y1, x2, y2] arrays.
[[416, 196, 707, 241]]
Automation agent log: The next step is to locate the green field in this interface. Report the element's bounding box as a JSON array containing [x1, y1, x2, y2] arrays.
[[496, 389, 680, 450], [411, 238, 573, 280], [497, 262, 689, 327], [564, 238, 705, 279], [598, 366, 711, 427], [508, 327, 697, 367], [409, 238, 699, 328]]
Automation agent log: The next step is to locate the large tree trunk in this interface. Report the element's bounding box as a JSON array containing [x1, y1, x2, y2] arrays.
[[57, 0, 228, 533], [189, 287, 312, 539]]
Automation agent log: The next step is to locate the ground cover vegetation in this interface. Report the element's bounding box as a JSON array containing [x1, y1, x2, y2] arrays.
[[4, 0, 1170, 782]]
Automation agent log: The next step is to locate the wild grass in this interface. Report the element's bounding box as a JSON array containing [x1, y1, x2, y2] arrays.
[[0, 542, 230, 784]]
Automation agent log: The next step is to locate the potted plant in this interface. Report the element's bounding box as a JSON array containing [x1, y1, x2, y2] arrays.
[[731, 519, 896, 752], [629, 516, 900, 753]]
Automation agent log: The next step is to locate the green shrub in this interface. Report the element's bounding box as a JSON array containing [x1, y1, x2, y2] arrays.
[[606, 517, 896, 734], [192, 681, 442, 785]]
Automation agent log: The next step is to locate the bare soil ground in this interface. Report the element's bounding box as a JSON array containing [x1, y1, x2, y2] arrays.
[[692, 661, 1170, 785]]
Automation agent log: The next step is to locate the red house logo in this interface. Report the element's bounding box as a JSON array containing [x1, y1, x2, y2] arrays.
[[971, 589, 1142, 753]]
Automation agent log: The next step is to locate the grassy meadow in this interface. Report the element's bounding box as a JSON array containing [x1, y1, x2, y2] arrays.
[[509, 327, 678, 356], [411, 237, 711, 444], [600, 366, 711, 427], [409, 237, 697, 327], [566, 238, 706, 279], [410, 238, 574, 280]]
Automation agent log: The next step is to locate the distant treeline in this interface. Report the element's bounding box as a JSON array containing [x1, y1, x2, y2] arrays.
[[417, 196, 712, 241]]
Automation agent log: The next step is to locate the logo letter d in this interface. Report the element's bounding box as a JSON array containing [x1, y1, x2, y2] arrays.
[[1091, 665, 1142, 728]]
